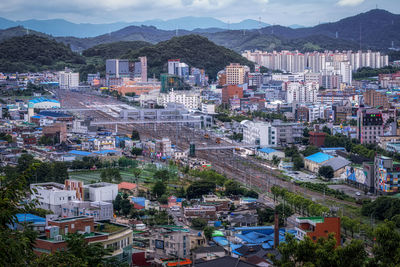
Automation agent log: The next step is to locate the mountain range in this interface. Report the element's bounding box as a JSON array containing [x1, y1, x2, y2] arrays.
[[38, 9, 396, 53], [0, 16, 272, 37]]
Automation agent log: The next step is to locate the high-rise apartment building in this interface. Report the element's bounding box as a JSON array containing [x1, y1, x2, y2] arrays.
[[286, 82, 319, 104], [168, 59, 189, 80], [58, 69, 79, 89], [133, 56, 147, 82], [225, 63, 245, 85], [363, 90, 390, 109], [357, 108, 384, 144], [106, 59, 130, 78]]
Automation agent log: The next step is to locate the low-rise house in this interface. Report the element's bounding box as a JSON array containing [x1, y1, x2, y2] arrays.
[[256, 148, 284, 161], [304, 152, 334, 173]]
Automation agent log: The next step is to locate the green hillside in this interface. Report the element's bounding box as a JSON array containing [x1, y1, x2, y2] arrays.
[[0, 35, 85, 73], [121, 34, 254, 79], [82, 40, 151, 59]]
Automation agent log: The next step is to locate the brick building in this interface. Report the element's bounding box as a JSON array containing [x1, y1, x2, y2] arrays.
[[222, 85, 243, 104], [309, 131, 326, 147], [295, 217, 341, 247], [363, 90, 390, 109]]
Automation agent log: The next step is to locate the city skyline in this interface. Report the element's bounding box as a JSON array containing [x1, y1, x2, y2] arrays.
[[0, 0, 399, 27]]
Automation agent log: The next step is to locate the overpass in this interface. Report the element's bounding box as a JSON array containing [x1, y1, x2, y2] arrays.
[[90, 119, 203, 125]]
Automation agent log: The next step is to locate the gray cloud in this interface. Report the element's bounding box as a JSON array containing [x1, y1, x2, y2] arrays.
[[0, 0, 398, 26]]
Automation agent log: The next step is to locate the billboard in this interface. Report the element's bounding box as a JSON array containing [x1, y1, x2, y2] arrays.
[[155, 240, 164, 250], [345, 166, 367, 185]]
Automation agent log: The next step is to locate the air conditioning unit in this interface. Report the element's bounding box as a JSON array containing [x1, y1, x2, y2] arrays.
[[54, 235, 63, 242]]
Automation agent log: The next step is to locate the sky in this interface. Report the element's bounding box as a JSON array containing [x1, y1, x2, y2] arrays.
[[0, 0, 398, 26]]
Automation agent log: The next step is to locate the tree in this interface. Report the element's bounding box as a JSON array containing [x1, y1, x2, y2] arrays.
[[121, 197, 132, 217], [370, 220, 400, 267], [113, 194, 122, 214], [100, 168, 121, 183], [225, 180, 245, 196], [191, 218, 207, 230], [275, 203, 294, 226], [34, 233, 112, 266], [203, 226, 215, 240], [0, 175, 38, 266], [245, 190, 259, 199], [322, 126, 331, 135], [131, 147, 143, 156], [275, 233, 367, 267], [158, 194, 168, 204], [302, 145, 320, 157], [131, 130, 140, 140], [152, 181, 166, 197], [318, 166, 334, 179], [186, 180, 216, 199], [153, 169, 170, 182], [293, 156, 304, 171], [271, 155, 280, 166], [132, 168, 142, 184]]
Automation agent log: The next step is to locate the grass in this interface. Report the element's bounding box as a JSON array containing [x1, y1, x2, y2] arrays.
[[99, 223, 126, 233]]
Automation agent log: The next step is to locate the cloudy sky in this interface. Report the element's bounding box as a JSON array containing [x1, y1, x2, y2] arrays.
[[0, 0, 398, 26]]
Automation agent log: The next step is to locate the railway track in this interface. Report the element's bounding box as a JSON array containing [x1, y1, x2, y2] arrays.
[[57, 90, 359, 208]]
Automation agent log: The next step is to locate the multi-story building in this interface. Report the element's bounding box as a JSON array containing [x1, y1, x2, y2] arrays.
[[30, 182, 78, 216], [149, 226, 191, 259], [285, 82, 319, 104], [34, 216, 133, 264], [221, 85, 243, 104], [61, 201, 113, 221], [272, 120, 304, 146], [58, 69, 79, 90], [84, 182, 118, 203], [183, 205, 217, 221], [225, 63, 245, 85], [106, 59, 130, 79], [363, 90, 390, 109], [375, 155, 400, 194], [168, 59, 190, 81], [243, 50, 389, 73], [242, 120, 276, 147], [295, 217, 341, 247], [157, 90, 201, 110], [134, 56, 147, 82], [357, 108, 383, 144]]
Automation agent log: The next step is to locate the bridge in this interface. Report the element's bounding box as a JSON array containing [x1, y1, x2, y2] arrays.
[[90, 119, 203, 125]]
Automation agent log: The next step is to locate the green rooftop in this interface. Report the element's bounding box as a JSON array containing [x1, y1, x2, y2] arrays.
[[297, 216, 325, 223]]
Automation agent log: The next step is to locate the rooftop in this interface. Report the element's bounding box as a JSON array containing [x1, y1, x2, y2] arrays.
[[296, 216, 325, 224], [305, 152, 334, 163], [258, 147, 277, 154], [29, 97, 60, 104]]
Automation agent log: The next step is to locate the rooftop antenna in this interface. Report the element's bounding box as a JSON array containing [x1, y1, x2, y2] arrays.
[[359, 23, 362, 51]]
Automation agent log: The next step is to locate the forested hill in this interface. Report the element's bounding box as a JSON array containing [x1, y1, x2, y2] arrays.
[[120, 34, 255, 79], [82, 41, 151, 59], [0, 35, 85, 73]]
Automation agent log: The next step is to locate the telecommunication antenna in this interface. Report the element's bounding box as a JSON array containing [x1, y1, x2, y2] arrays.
[[258, 16, 262, 35], [335, 31, 338, 39], [359, 23, 362, 50]]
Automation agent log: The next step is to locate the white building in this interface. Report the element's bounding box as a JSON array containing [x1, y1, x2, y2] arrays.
[[241, 120, 276, 147], [286, 82, 319, 104], [30, 182, 78, 216], [84, 182, 118, 203], [157, 90, 201, 110], [28, 97, 61, 109], [201, 103, 216, 114], [58, 69, 79, 89]]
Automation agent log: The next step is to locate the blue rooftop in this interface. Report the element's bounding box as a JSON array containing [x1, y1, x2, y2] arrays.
[[38, 111, 70, 118], [15, 213, 45, 224], [68, 150, 92, 156], [258, 147, 277, 154], [321, 147, 346, 151], [29, 97, 60, 104], [92, 150, 118, 155], [305, 152, 334, 163]]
